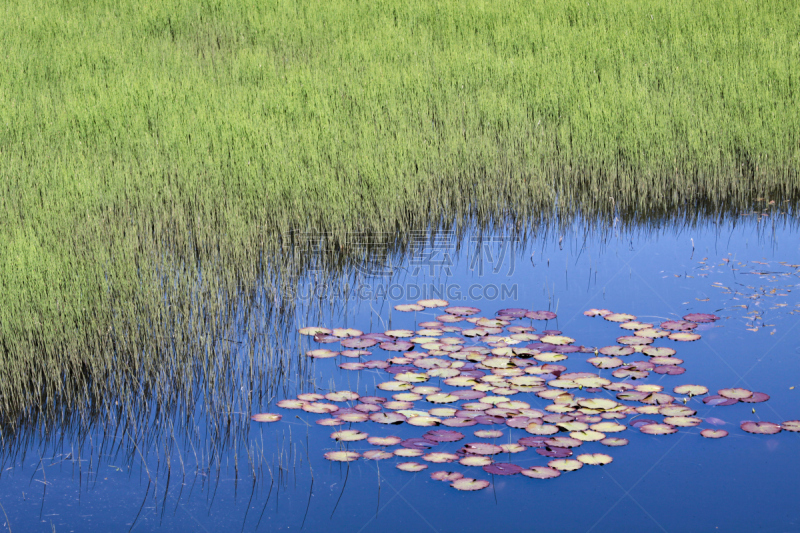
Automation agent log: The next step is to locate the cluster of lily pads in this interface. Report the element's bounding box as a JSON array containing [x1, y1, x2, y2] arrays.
[[252, 299, 800, 492]]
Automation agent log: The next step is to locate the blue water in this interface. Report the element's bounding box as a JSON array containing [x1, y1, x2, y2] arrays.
[[1, 219, 799, 532]]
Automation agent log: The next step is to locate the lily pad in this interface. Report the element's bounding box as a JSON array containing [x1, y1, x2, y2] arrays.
[[642, 346, 677, 357], [251, 413, 282, 423], [394, 448, 424, 457], [521, 466, 561, 479], [639, 423, 677, 435], [324, 451, 360, 462], [700, 429, 729, 439], [604, 313, 636, 322], [307, 349, 339, 359], [719, 388, 753, 400], [673, 385, 709, 397], [570, 430, 606, 442], [363, 450, 394, 460], [445, 306, 480, 316], [683, 313, 720, 323], [422, 452, 459, 463], [474, 429, 504, 439], [548, 459, 583, 471], [369, 412, 407, 425], [418, 299, 449, 308], [459, 455, 493, 467], [740, 392, 770, 403], [600, 437, 629, 447], [331, 430, 368, 442], [431, 471, 463, 482], [325, 391, 360, 402], [300, 326, 332, 336], [368, 436, 402, 446], [424, 430, 464, 443], [668, 332, 702, 342], [599, 345, 635, 356], [781, 421, 800, 432], [484, 463, 522, 475], [277, 399, 306, 409], [395, 304, 424, 312], [578, 453, 613, 465], [740, 421, 781, 434], [661, 320, 698, 331], [462, 443, 503, 455], [451, 478, 491, 491], [703, 395, 738, 406], [397, 462, 428, 472]]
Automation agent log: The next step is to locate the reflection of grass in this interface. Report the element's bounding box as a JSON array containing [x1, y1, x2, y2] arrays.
[[0, 0, 798, 421]]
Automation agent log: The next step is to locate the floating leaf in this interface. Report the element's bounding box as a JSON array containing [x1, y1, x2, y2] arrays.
[[617, 336, 653, 346], [600, 438, 629, 447], [740, 392, 770, 403], [251, 413, 282, 423], [584, 309, 611, 317], [651, 356, 684, 366], [307, 349, 339, 359], [526, 310, 557, 320], [668, 332, 701, 342], [422, 452, 459, 463], [368, 436, 402, 446], [673, 385, 709, 397], [577, 453, 613, 465], [499, 443, 527, 454], [719, 388, 753, 400], [395, 304, 424, 312], [325, 391, 360, 402], [521, 466, 561, 479], [363, 450, 394, 460], [599, 345, 635, 356], [299, 327, 332, 336], [781, 421, 800, 432], [703, 395, 738, 406], [303, 402, 339, 414], [545, 437, 582, 448], [451, 478, 491, 491], [331, 430, 368, 442], [418, 299, 449, 308], [588, 356, 624, 369], [660, 405, 696, 417], [462, 443, 503, 455], [683, 313, 720, 323], [661, 320, 698, 331], [578, 398, 618, 411], [740, 421, 781, 434], [570, 430, 606, 442], [431, 471, 463, 481], [369, 412, 406, 425], [642, 346, 677, 357], [526, 423, 559, 436], [484, 463, 522, 475], [377, 381, 413, 392], [339, 413, 369, 423], [445, 306, 480, 316], [474, 429, 503, 439], [700, 429, 728, 439], [590, 422, 627, 433], [459, 455, 493, 466], [541, 335, 575, 346], [397, 462, 428, 472], [316, 418, 344, 426], [548, 459, 583, 471], [277, 399, 306, 409], [407, 416, 442, 427], [654, 366, 686, 375], [424, 430, 464, 443], [664, 416, 701, 427], [324, 451, 360, 462], [605, 313, 636, 323], [639, 423, 677, 435], [635, 328, 671, 339], [394, 448, 424, 457]]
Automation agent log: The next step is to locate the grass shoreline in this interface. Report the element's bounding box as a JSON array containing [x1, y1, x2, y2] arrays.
[[1, 0, 798, 420]]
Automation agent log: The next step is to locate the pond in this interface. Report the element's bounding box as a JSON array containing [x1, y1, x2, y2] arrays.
[[1, 214, 799, 532]]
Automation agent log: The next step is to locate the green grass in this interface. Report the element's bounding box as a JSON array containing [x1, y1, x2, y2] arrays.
[[0, 0, 798, 422]]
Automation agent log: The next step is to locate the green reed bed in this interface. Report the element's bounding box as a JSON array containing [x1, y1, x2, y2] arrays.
[[0, 0, 798, 426]]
